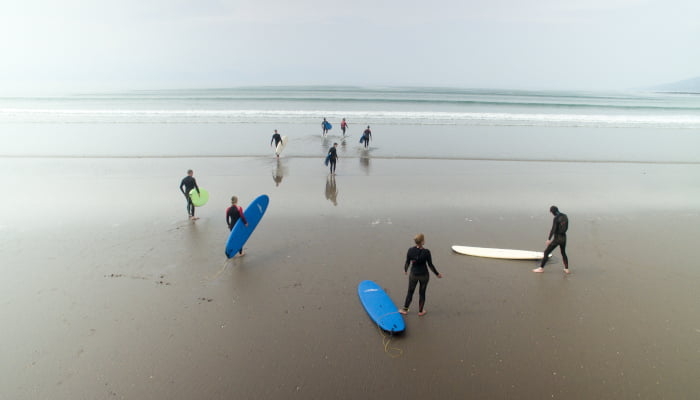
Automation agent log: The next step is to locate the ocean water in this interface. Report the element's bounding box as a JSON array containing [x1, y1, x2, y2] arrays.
[[1, 86, 699, 162]]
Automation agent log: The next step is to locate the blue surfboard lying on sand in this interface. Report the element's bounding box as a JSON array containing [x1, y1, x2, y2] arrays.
[[358, 280, 405, 334], [225, 194, 269, 258]]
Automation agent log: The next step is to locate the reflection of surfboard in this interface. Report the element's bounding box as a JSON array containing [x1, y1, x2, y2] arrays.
[[324, 153, 331, 166], [451, 245, 549, 260], [275, 135, 288, 155], [358, 280, 405, 334], [225, 195, 269, 258], [189, 188, 209, 207], [323, 121, 332, 130]]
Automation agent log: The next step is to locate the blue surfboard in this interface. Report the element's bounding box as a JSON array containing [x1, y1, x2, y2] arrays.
[[323, 121, 332, 130], [358, 280, 405, 334], [324, 153, 331, 166], [225, 194, 269, 258]]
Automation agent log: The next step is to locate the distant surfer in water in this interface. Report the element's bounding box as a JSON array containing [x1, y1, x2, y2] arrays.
[[179, 169, 200, 220], [226, 196, 248, 256], [533, 205, 570, 274], [327, 142, 338, 175], [361, 126, 372, 148], [340, 118, 348, 136], [271, 129, 282, 158], [400, 233, 442, 316], [322, 118, 330, 136]]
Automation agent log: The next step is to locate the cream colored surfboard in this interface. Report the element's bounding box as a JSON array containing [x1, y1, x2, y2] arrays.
[[451, 245, 550, 260]]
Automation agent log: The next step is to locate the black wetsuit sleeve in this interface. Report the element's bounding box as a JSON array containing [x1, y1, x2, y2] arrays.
[[180, 178, 187, 194], [425, 250, 439, 275], [548, 217, 557, 240], [404, 250, 412, 272]]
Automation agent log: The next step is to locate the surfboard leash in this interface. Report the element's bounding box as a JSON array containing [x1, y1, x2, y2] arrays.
[[377, 312, 404, 358]]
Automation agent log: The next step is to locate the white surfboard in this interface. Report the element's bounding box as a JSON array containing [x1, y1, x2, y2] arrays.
[[451, 245, 550, 260], [275, 136, 288, 155]]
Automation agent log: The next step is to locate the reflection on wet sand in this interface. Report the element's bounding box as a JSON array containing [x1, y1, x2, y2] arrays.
[[360, 150, 371, 175], [325, 175, 338, 205], [272, 159, 287, 187]]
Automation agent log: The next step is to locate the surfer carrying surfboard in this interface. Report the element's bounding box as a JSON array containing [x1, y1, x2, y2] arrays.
[[226, 196, 248, 256], [270, 129, 282, 157], [399, 233, 442, 316], [533, 205, 570, 274], [327, 143, 339, 175], [360, 126, 372, 148], [179, 169, 200, 221], [322, 118, 331, 136]]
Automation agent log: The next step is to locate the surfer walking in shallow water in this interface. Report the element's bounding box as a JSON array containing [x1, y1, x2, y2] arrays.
[[322, 118, 330, 136], [327, 142, 338, 175], [340, 118, 348, 136], [400, 233, 442, 316], [533, 205, 570, 274], [361, 126, 372, 148], [179, 169, 200, 221], [270, 129, 282, 158]]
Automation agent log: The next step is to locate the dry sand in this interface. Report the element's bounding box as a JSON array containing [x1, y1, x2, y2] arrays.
[[1, 156, 699, 399]]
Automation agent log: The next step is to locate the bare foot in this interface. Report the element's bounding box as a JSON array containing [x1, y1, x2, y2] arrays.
[[532, 267, 544, 273], [418, 310, 427, 316], [564, 268, 571, 274], [192, 217, 199, 221], [398, 308, 407, 315]]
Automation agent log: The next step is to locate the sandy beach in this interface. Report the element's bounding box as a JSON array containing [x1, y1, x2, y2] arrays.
[[2, 155, 699, 399]]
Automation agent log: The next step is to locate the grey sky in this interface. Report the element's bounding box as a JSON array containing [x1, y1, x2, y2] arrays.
[[1, 0, 698, 93]]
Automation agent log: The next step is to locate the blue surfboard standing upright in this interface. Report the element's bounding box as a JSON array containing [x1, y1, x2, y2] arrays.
[[225, 194, 270, 258], [358, 280, 405, 334]]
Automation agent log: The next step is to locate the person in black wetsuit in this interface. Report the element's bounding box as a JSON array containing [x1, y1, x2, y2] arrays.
[[400, 233, 443, 316], [226, 196, 248, 256], [179, 169, 200, 220], [271, 129, 282, 158], [327, 142, 338, 175], [533, 205, 570, 274], [361, 126, 372, 148]]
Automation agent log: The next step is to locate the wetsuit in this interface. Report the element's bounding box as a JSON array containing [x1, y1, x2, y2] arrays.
[[540, 212, 569, 269], [328, 146, 338, 173], [361, 128, 371, 148], [402, 247, 440, 312], [179, 176, 199, 218], [226, 205, 248, 255], [271, 133, 282, 147]]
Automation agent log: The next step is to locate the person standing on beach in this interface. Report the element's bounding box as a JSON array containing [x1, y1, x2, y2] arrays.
[[322, 118, 330, 136], [271, 129, 282, 158], [533, 205, 570, 274], [179, 169, 200, 220], [361, 125, 372, 148], [340, 118, 348, 136], [327, 142, 339, 175], [226, 196, 248, 256], [400, 233, 442, 316]]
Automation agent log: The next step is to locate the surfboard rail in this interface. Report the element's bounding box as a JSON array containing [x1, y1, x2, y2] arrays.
[[451, 245, 550, 260]]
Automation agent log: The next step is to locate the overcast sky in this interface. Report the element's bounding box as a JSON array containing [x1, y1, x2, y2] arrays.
[[1, 0, 698, 93]]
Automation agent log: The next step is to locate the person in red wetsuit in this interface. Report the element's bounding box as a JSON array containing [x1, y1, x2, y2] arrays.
[[226, 196, 248, 256], [340, 118, 348, 136]]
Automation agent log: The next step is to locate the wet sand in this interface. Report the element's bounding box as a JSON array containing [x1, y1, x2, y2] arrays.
[[1, 156, 699, 399]]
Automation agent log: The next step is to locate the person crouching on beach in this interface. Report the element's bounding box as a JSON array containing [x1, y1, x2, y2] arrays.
[[400, 233, 442, 316], [226, 196, 248, 256], [533, 205, 570, 274]]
